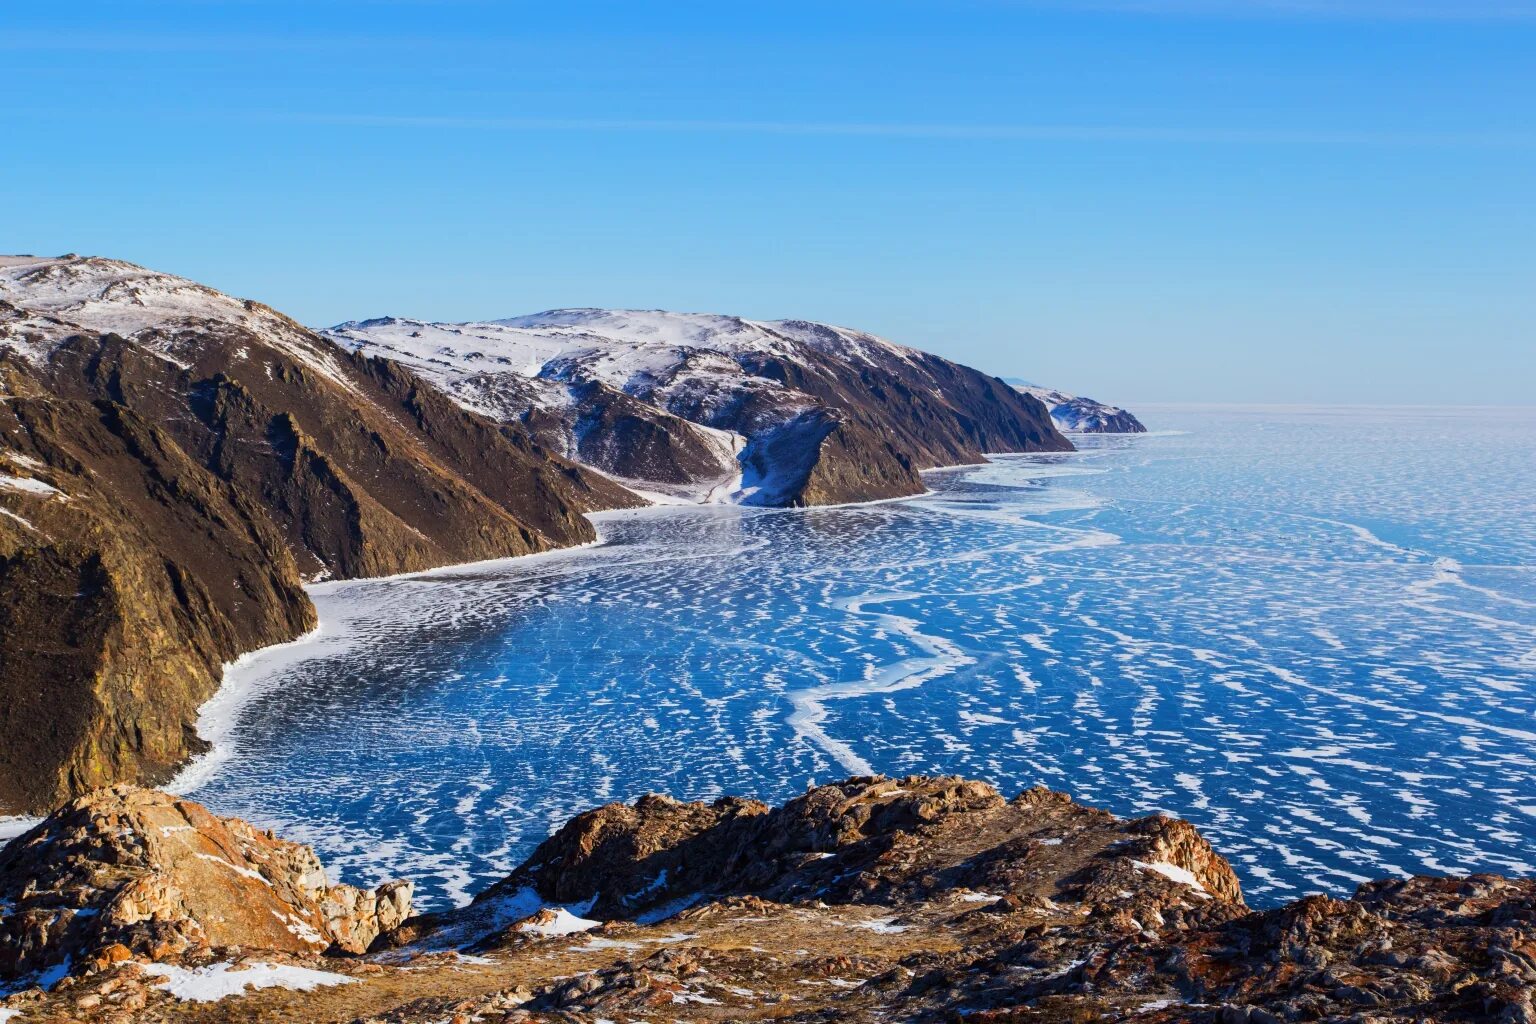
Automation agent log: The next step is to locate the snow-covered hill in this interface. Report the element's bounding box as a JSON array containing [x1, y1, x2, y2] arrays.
[[0, 255, 356, 389], [325, 309, 1073, 506], [1006, 380, 1146, 434]]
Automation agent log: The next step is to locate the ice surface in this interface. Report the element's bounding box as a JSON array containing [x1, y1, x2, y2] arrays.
[[180, 407, 1536, 911]]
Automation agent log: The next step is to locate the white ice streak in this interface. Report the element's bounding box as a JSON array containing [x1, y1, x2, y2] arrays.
[[785, 592, 977, 775]]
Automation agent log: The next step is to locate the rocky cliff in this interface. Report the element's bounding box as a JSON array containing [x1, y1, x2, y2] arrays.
[[0, 256, 638, 815], [2, 776, 1531, 1024], [325, 310, 1074, 505], [0, 787, 412, 982]]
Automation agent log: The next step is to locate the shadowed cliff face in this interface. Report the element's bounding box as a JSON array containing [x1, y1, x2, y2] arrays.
[[0, 257, 639, 814], [4, 776, 1532, 1024]]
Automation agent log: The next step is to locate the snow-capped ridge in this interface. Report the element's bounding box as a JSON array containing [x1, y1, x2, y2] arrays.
[[0, 254, 356, 390], [327, 306, 1073, 507]]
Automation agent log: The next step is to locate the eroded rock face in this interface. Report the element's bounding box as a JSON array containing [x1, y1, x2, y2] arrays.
[[0, 786, 411, 982]]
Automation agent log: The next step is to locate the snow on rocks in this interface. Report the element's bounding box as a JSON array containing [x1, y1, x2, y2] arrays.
[[0, 254, 356, 389], [325, 308, 1073, 507], [0, 787, 412, 985], [323, 309, 913, 419], [515, 908, 601, 938], [140, 960, 356, 1003], [850, 917, 909, 934], [0, 476, 60, 497], [1132, 859, 1212, 898]]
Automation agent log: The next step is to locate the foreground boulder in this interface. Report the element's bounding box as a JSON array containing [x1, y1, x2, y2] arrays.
[[388, 776, 1536, 1023], [0, 786, 410, 982]]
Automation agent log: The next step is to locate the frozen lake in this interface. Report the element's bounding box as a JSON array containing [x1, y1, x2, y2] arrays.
[[179, 406, 1536, 910]]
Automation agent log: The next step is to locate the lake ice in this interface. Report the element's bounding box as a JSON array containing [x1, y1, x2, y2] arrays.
[[179, 406, 1536, 910]]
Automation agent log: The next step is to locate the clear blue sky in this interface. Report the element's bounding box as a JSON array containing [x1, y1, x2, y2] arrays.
[[5, 1, 1533, 404]]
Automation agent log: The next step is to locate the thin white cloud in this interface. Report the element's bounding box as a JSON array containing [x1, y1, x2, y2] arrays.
[[1005, 0, 1536, 19], [0, 30, 475, 52], [271, 112, 1535, 148]]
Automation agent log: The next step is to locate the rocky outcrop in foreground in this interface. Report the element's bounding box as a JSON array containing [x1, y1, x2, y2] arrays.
[[3, 775, 1532, 1023], [0, 787, 411, 983]]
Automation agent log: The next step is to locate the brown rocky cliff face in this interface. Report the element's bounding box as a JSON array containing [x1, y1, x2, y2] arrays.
[[796, 417, 924, 505], [0, 379, 315, 813], [678, 343, 1071, 507], [0, 258, 640, 815], [730, 407, 924, 507], [330, 311, 1074, 508], [737, 345, 1070, 475], [557, 380, 739, 488]]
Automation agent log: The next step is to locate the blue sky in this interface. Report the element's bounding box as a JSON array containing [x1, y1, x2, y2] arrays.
[[4, 1, 1533, 404]]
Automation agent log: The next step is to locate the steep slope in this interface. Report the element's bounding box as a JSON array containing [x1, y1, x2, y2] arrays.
[[325, 309, 1073, 506], [0, 256, 636, 814], [1009, 379, 1147, 433]]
